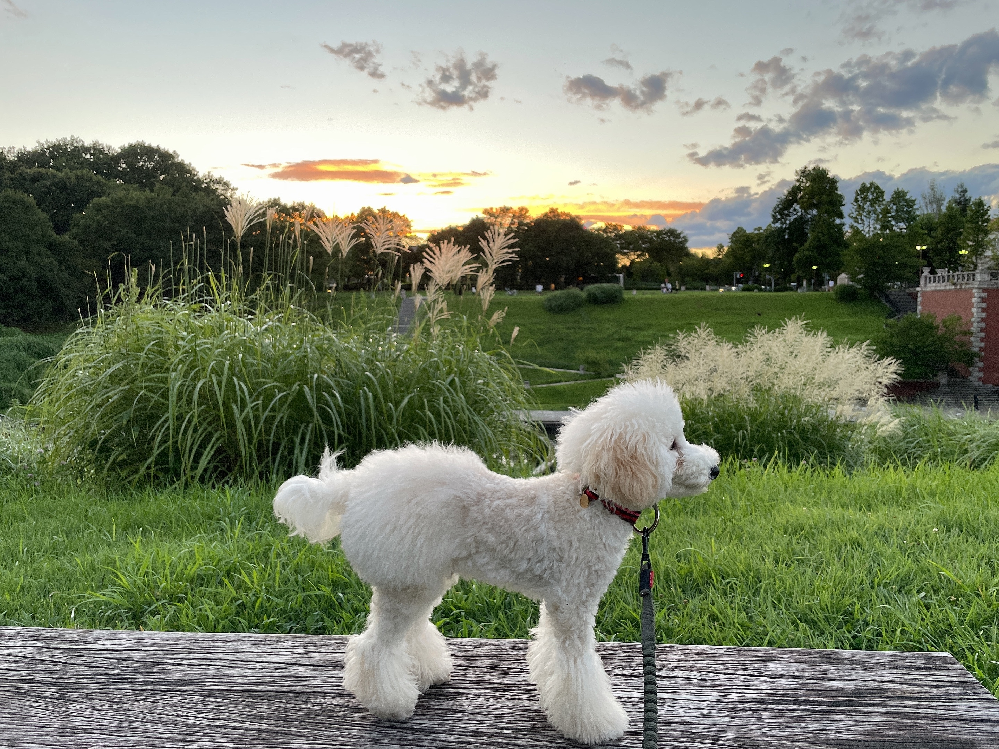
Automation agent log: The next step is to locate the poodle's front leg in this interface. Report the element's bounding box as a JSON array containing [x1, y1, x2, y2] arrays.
[[527, 600, 629, 744]]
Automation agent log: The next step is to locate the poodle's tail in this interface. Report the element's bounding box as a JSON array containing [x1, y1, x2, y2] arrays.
[[273, 449, 348, 543]]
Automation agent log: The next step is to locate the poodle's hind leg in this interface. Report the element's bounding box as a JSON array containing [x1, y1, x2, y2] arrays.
[[344, 585, 439, 720], [405, 575, 456, 692], [527, 600, 629, 744]]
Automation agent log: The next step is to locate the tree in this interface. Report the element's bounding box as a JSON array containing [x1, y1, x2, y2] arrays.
[[849, 181, 886, 237], [67, 186, 227, 289], [960, 197, 993, 268], [0, 190, 81, 326], [482, 205, 531, 231], [920, 179, 946, 218], [720, 226, 769, 284], [7, 168, 114, 234], [507, 209, 617, 288], [844, 184, 921, 292], [771, 165, 846, 285]]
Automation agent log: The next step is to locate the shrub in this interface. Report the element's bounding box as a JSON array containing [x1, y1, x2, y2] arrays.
[[872, 313, 976, 381], [740, 284, 762, 292], [583, 283, 624, 305], [30, 282, 543, 484], [833, 283, 860, 302], [0, 327, 66, 410], [0, 190, 81, 327], [869, 405, 999, 469], [681, 388, 861, 467], [543, 288, 585, 313], [624, 318, 900, 420]]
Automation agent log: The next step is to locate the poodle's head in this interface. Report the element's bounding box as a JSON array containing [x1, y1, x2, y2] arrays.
[[555, 379, 720, 511]]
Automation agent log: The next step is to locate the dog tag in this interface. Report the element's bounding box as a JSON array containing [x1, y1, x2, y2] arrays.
[[579, 493, 589, 508]]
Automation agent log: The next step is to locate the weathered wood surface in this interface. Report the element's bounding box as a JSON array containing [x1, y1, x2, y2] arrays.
[[1, 626, 997, 748]]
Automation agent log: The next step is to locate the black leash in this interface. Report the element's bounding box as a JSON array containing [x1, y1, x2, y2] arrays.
[[636, 506, 660, 749]]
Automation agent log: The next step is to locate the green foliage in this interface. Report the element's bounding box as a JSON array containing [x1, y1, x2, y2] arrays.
[[833, 283, 860, 302], [502, 209, 618, 289], [0, 326, 66, 410], [873, 313, 976, 381], [681, 389, 861, 468], [0, 190, 81, 326], [30, 282, 542, 484], [871, 406, 999, 469], [583, 283, 624, 305], [542, 287, 585, 313]]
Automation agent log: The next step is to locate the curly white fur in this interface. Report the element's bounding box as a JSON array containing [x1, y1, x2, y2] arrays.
[[273, 379, 719, 744]]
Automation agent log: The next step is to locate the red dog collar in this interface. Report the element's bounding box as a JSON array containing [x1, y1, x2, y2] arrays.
[[581, 487, 642, 526]]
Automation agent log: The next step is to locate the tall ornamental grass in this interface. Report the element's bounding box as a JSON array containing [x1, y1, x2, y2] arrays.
[[29, 282, 542, 484], [625, 318, 902, 466]]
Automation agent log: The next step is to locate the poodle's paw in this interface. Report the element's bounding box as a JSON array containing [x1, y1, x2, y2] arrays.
[[343, 635, 420, 721], [407, 622, 452, 692], [544, 693, 629, 745]]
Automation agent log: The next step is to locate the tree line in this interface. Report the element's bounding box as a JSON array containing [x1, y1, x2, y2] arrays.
[[709, 165, 998, 293]]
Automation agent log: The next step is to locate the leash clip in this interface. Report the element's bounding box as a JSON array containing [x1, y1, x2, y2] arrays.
[[634, 504, 660, 535]]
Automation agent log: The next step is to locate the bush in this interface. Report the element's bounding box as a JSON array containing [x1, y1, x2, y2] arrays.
[[681, 389, 861, 467], [870, 406, 999, 469], [872, 313, 976, 381], [0, 327, 65, 410], [0, 190, 81, 327], [833, 284, 860, 302], [625, 318, 900, 419], [543, 288, 585, 313], [740, 284, 762, 292], [583, 283, 624, 305], [30, 282, 543, 484]]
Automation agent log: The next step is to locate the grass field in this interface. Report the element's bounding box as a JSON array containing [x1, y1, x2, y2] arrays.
[[1, 463, 995, 696], [462, 290, 892, 372]]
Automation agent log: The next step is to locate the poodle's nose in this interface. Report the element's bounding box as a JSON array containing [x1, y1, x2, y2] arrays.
[[709, 465, 720, 480]]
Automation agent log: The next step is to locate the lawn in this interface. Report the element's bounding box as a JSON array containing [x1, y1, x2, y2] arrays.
[[464, 290, 892, 372], [1, 462, 996, 697]]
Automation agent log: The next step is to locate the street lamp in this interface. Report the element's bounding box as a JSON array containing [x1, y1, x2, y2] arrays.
[[916, 245, 927, 264]]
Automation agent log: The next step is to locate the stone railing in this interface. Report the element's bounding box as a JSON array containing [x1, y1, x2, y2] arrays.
[[920, 268, 999, 289]]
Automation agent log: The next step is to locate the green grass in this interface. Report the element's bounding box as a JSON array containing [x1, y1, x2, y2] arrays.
[[0, 326, 70, 411], [2, 462, 995, 696], [456, 291, 891, 372]]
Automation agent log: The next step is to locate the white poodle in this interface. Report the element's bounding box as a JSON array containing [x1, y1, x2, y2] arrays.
[[273, 379, 720, 744]]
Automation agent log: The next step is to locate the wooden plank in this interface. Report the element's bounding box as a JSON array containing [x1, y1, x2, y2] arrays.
[[0, 626, 997, 748]]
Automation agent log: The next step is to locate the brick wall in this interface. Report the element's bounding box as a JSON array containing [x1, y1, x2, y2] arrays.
[[918, 288, 973, 327]]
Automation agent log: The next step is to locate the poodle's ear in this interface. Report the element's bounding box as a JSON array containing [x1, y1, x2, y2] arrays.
[[584, 429, 666, 510]]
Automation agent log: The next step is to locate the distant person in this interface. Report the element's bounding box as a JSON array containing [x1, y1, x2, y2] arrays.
[[660, 283, 667, 294], [666, 281, 673, 293], [536, 283, 543, 294]]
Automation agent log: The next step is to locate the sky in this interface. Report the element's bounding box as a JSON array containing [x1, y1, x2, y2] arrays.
[[2, 0, 999, 248]]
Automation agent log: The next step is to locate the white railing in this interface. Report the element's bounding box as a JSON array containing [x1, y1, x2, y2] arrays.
[[921, 269, 999, 288]]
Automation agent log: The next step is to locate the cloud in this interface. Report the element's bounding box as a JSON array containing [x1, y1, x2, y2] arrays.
[[2, 0, 26, 18], [690, 29, 999, 168], [745, 56, 799, 106], [517, 198, 705, 226], [678, 96, 731, 116], [418, 51, 498, 110], [564, 71, 676, 113], [321, 41, 386, 80], [568, 179, 581, 186], [669, 162, 999, 247], [248, 159, 489, 189], [603, 56, 632, 71], [736, 112, 764, 123], [984, 139, 999, 149], [840, 0, 970, 44]]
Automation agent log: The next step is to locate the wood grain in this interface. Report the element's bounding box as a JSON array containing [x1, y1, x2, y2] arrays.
[[1, 627, 996, 748]]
